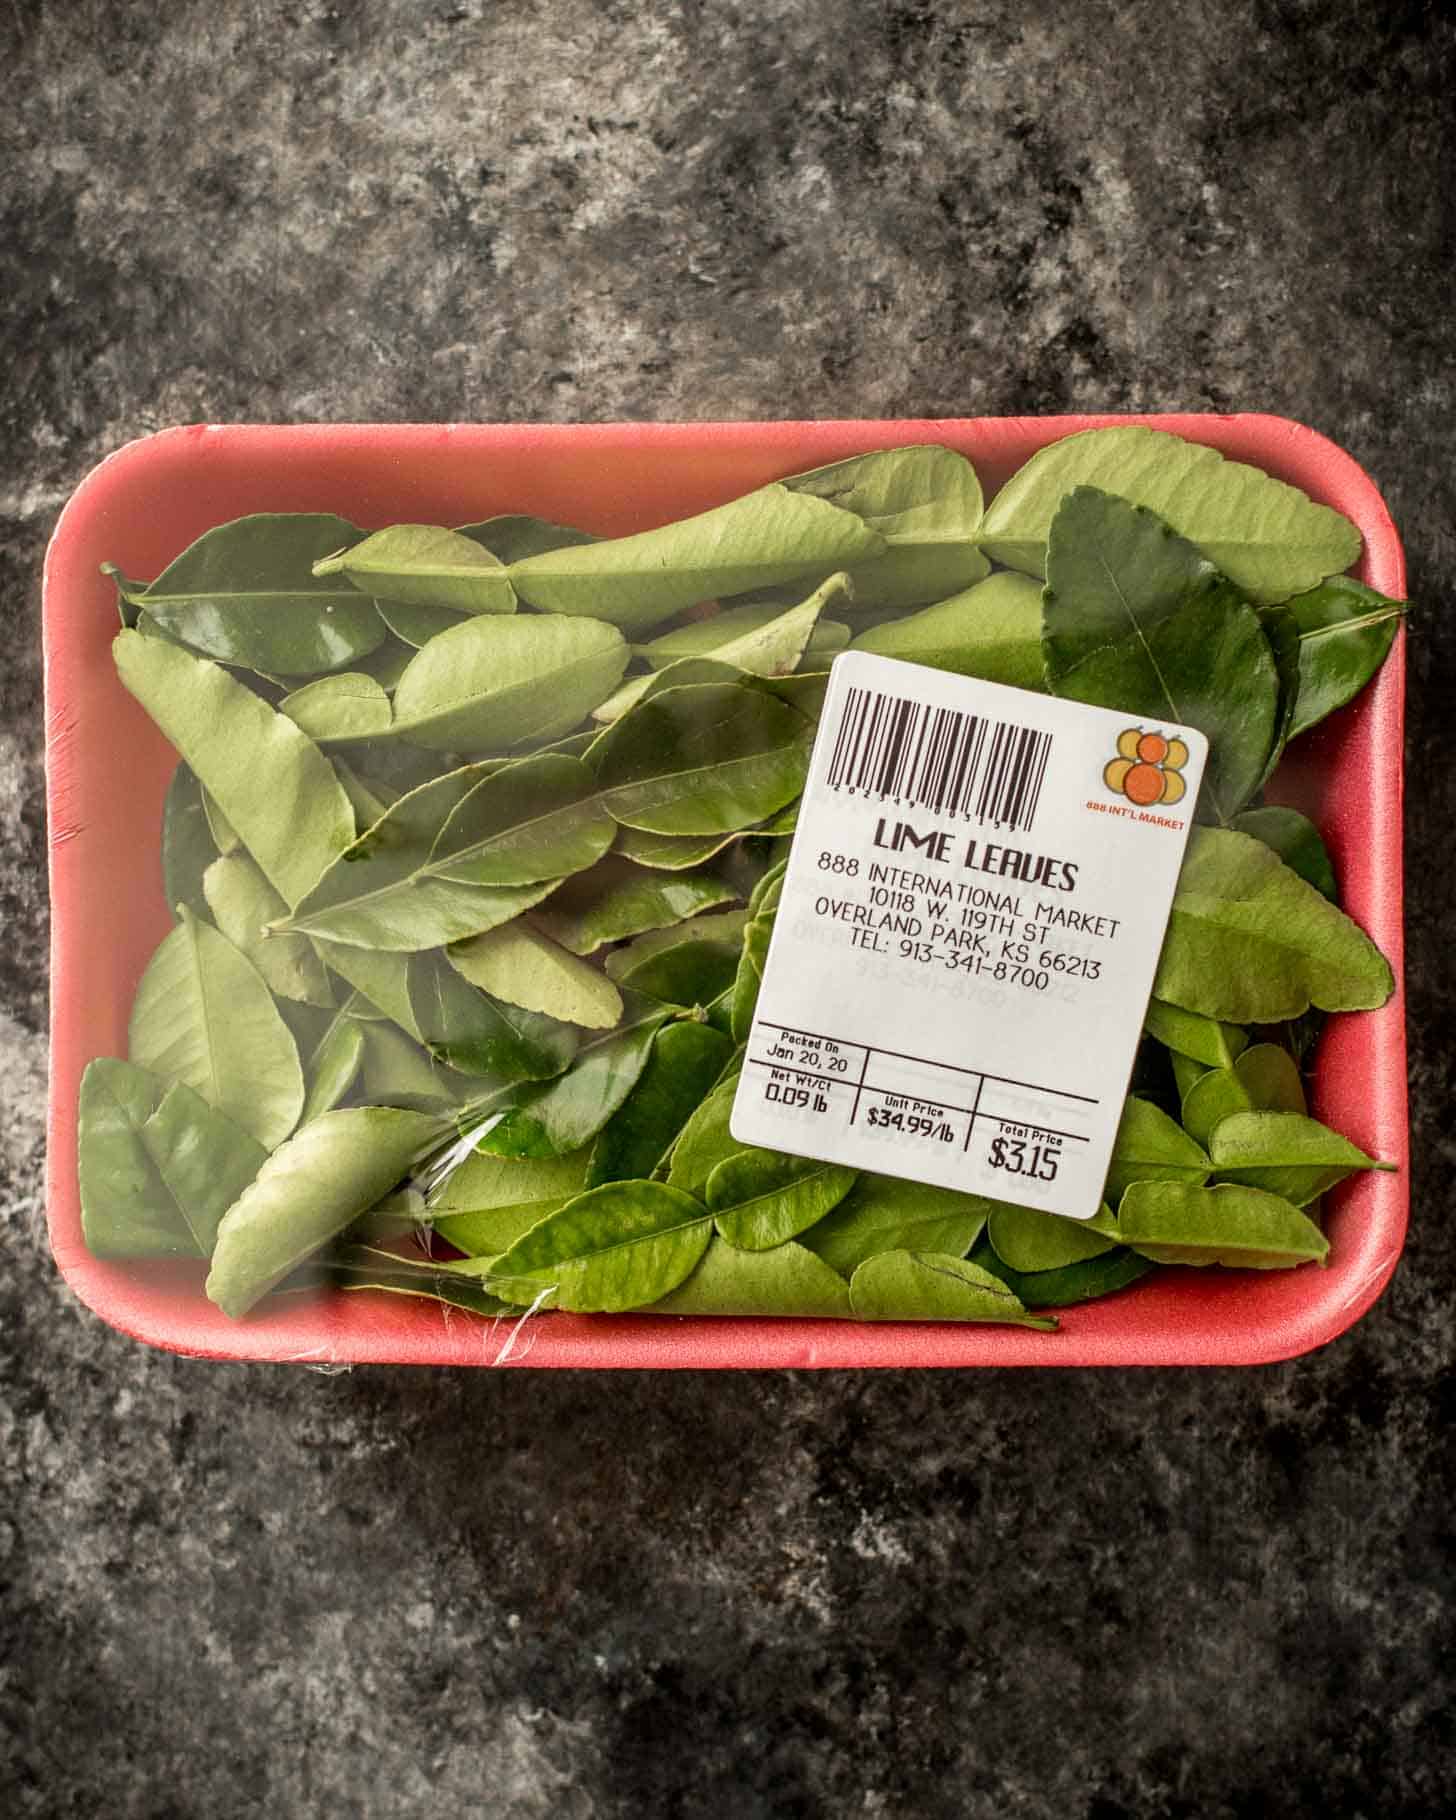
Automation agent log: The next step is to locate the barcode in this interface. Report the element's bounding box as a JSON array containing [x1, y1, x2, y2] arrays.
[[825, 686, 1053, 833]]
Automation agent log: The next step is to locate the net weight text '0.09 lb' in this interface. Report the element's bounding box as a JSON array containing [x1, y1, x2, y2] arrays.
[[731, 653, 1209, 1220]]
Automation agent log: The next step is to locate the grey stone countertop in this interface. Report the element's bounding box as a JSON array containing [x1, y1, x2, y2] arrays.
[[3, 4, 1452, 1816]]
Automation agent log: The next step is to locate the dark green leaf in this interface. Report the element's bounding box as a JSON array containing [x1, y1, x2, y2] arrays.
[[409, 949, 578, 1080], [531, 856, 737, 955], [1042, 489, 1280, 820], [971, 1236, 1154, 1308], [1270, 576, 1404, 739], [586, 1021, 735, 1186], [613, 940, 740, 1009], [1232, 805, 1337, 900], [160, 763, 218, 921], [126, 513, 386, 676], [802, 1175, 991, 1278], [589, 680, 815, 835]]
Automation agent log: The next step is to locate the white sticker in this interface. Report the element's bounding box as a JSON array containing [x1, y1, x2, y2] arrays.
[[730, 652, 1209, 1219]]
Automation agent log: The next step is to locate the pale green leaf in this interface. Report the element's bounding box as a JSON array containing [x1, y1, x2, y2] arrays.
[[448, 922, 624, 1030], [848, 1250, 1056, 1327], [650, 1238, 853, 1317], [1118, 1180, 1329, 1268], [849, 570, 1045, 688]]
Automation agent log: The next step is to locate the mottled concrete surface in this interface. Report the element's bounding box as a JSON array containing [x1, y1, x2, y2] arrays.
[[3, 2, 1454, 1815]]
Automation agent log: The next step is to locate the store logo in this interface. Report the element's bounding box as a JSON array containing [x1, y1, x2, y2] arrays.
[[1104, 728, 1189, 806]]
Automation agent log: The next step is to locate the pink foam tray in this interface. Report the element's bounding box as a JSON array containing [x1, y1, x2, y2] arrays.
[[43, 415, 1407, 1367]]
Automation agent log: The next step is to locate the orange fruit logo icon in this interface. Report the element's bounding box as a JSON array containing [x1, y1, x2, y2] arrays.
[[1104, 728, 1190, 806]]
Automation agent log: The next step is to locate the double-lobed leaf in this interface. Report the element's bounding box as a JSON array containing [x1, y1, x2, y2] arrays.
[[848, 1250, 1056, 1328], [1042, 489, 1280, 819], [1180, 1043, 1306, 1148], [707, 1148, 858, 1251], [128, 907, 305, 1150], [504, 482, 884, 633], [116, 631, 356, 909], [116, 513, 386, 677], [978, 424, 1362, 603], [849, 570, 1045, 688], [485, 1180, 714, 1312], [802, 1175, 991, 1278], [1103, 1097, 1211, 1204], [1207, 1111, 1387, 1206], [314, 524, 517, 615], [205, 1107, 446, 1317], [408, 948, 579, 1080], [1117, 1181, 1329, 1269], [589, 680, 815, 835], [1142, 1000, 1247, 1070], [1156, 828, 1394, 1021], [78, 1058, 267, 1259]]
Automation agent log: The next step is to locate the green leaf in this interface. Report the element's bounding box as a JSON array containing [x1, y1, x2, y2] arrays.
[[409, 949, 578, 1079], [650, 1237, 853, 1317], [1207, 1110, 1388, 1205], [505, 483, 884, 634], [1270, 576, 1404, 739], [1104, 1096, 1211, 1204], [1142, 1000, 1248, 1070], [115, 630, 356, 909], [127, 906, 304, 1150], [474, 1005, 673, 1157], [448, 922, 623, 1030], [801, 1174, 991, 1278], [160, 763, 218, 921], [613, 939, 740, 1009], [848, 570, 1045, 688], [279, 672, 393, 741], [281, 759, 581, 952], [848, 1250, 1057, 1328], [781, 445, 989, 609], [358, 1022, 480, 1112], [1042, 489, 1280, 819], [1117, 1181, 1329, 1268], [370, 614, 628, 752], [589, 680, 814, 836], [594, 576, 850, 724], [430, 1145, 590, 1215], [604, 909, 750, 982], [78, 1058, 265, 1259], [203, 851, 334, 1006], [585, 1021, 736, 1187], [318, 943, 421, 1036], [707, 1148, 857, 1250], [328, 1247, 513, 1319], [1155, 828, 1394, 1021], [971, 1238, 1153, 1309], [486, 1181, 713, 1312], [664, 1074, 744, 1195], [1232, 805, 1337, 900], [122, 513, 386, 676], [531, 856, 737, 955], [206, 1107, 446, 1317], [641, 601, 849, 670], [986, 1203, 1119, 1273], [612, 825, 747, 871], [201, 786, 241, 855], [428, 754, 617, 887], [299, 1011, 367, 1122], [1170, 1051, 1211, 1105], [1253, 602, 1303, 792], [354, 632, 426, 686], [431, 1197, 576, 1259], [314, 523, 517, 615], [457, 515, 599, 564], [375, 599, 471, 648], [729, 910, 775, 1045], [978, 425, 1362, 603], [1180, 1042, 1307, 1147]]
